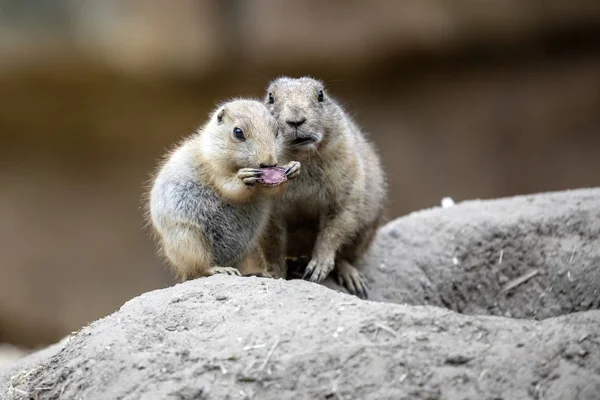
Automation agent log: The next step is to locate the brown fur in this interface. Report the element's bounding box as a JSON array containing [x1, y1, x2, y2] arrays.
[[144, 99, 298, 280], [264, 77, 387, 298]]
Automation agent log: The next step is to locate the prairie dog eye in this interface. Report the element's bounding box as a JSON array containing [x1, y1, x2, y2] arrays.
[[317, 89, 324, 102], [233, 127, 245, 141], [268, 92, 274, 104]]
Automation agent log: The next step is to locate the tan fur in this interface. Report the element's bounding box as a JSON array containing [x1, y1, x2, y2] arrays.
[[264, 77, 387, 297], [144, 99, 297, 281]]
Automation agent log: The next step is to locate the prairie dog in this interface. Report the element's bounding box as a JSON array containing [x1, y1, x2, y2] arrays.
[[264, 77, 387, 298], [147, 99, 300, 280]]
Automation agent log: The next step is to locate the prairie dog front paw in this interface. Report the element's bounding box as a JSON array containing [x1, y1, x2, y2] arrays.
[[302, 257, 335, 283], [284, 161, 301, 180], [237, 168, 263, 186]]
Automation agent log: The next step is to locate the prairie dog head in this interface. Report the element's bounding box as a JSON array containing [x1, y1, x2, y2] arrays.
[[265, 77, 340, 156], [199, 99, 281, 173]]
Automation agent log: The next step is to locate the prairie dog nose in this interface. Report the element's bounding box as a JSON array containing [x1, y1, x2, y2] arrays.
[[259, 154, 277, 168], [286, 118, 306, 128]]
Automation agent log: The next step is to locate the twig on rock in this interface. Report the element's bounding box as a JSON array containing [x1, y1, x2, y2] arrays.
[[258, 337, 280, 371], [499, 269, 540, 295], [328, 370, 349, 400], [569, 244, 576, 264], [478, 369, 488, 381], [208, 314, 225, 333], [241, 360, 258, 378], [332, 380, 346, 400], [374, 323, 399, 338], [261, 284, 270, 299], [10, 388, 29, 396], [243, 344, 266, 351], [239, 336, 291, 381]]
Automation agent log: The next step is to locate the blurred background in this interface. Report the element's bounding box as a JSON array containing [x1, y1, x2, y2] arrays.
[[1, 0, 599, 361]]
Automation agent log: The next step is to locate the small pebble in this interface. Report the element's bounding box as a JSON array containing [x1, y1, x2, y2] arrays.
[[441, 197, 455, 208]]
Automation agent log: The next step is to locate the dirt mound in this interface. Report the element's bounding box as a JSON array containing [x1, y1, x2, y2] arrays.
[[2, 276, 599, 400], [336, 188, 600, 319], [2, 188, 599, 399]]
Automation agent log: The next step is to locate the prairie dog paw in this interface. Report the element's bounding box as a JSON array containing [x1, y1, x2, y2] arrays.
[[284, 161, 301, 180], [208, 266, 242, 276], [302, 258, 335, 283], [237, 168, 263, 186], [335, 263, 369, 299]]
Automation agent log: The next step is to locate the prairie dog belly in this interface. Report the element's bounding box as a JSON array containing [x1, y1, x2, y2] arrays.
[[280, 165, 329, 217], [278, 193, 321, 258], [158, 178, 270, 267]]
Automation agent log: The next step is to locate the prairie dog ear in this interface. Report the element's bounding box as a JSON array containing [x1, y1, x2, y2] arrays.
[[216, 107, 226, 124]]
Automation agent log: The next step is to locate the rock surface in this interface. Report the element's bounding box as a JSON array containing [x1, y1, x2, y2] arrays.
[[356, 187, 600, 319], [1, 188, 600, 399]]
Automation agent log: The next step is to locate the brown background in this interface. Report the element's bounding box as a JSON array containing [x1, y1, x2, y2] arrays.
[[0, 0, 599, 348]]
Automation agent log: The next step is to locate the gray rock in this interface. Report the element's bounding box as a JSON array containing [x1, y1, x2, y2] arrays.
[[2, 188, 599, 399], [360, 187, 600, 319]]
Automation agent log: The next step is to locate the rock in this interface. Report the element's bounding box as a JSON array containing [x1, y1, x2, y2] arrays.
[[1, 275, 599, 399], [0, 338, 68, 398], [359, 188, 600, 319], [0, 276, 600, 399], [1, 188, 600, 399]]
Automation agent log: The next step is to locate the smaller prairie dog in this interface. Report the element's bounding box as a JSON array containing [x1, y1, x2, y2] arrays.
[[264, 77, 387, 298], [147, 99, 300, 280]]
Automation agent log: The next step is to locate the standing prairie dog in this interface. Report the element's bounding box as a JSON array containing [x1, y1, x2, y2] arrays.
[[147, 99, 300, 280], [264, 77, 387, 298]]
